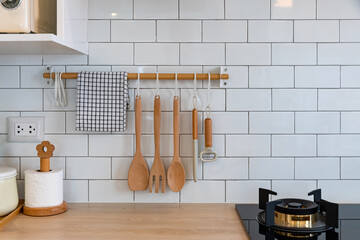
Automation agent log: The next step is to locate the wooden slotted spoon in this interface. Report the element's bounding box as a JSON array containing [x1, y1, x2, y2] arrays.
[[149, 95, 166, 193], [167, 96, 185, 192], [128, 96, 149, 191]]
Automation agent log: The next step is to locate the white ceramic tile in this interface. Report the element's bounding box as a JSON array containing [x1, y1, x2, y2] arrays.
[[0, 89, 42, 111], [317, 0, 360, 19], [134, 0, 178, 19], [318, 44, 360, 65], [249, 66, 294, 88], [88, 0, 132, 19], [203, 66, 248, 88], [208, 112, 248, 134], [64, 20, 88, 43], [0, 66, 19, 88], [225, 0, 270, 19], [341, 158, 360, 179], [157, 21, 201, 42], [0, 136, 37, 157], [318, 180, 360, 203], [111, 21, 156, 42], [249, 158, 294, 179], [21, 112, 65, 134], [272, 43, 316, 65], [319, 89, 360, 110], [89, 180, 133, 202], [250, 112, 294, 134], [112, 158, 132, 179], [46, 135, 88, 156], [203, 21, 247, 42], [272, 180, 316, 201], [294, 20, 339, 42], [181, 89, 225, 111], [180, 43, 225, 65], [89, 43, 133, 65], [226, 180, 271, 203], [0, 158, 19, 178], [341, 67, 360, 88], [271, 0, 316, 19], [43, 55, 88, 65], [318, 135, 360, 157], [0, 55, 42, 65], [272, 135, 316, 157], [135, 185, 179, 203], [20, 157, 65, 179], [295, 66, 340, 88], [227, 89, 271, 111], [180, 0, 224, 19], [226, 135, 271, 157], [204, 158, 248, 180], [273, 89, 317, 111], [44, 89, 77, 111], [226, 43, 271, 65], [135, 43, 179, 65], [341, 113, 360, 133], [88, 20, 110, 42], [340, 20, 360, 42], [64, 180, 88, 202], [21, 66, 65, 89], [180, 134, 225, 157], [181, 181, 225, 203], [295, 112, 340, 134], [0, 112, 19, 133], [89, 135, 133, 156], [295, 158, 340, 179], [248, 20, 293, 42], [66, 157, 111, 179], [64, 0, 87, 20]]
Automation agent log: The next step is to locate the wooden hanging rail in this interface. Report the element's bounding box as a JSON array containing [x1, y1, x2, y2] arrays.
[[43, 72, 229, 80]]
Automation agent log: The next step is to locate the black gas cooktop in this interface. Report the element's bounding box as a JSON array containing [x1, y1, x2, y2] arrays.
[[236, 188, 339, 240]]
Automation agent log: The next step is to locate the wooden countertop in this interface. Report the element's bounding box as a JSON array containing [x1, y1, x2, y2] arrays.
[[1, 203, 250, 240]]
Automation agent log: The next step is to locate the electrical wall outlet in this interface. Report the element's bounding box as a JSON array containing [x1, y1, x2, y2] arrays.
[[8, 117, 44, 142]]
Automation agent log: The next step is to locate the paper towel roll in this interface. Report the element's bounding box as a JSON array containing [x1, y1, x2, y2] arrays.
[[25, 169, 63, 208]]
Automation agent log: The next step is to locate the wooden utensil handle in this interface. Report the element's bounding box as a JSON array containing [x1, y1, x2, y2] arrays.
[[205, 118, 212, 148], [154, 96, 161, 157], [135, 96, 142, 149], [173, 97, 180, 157], [192, 109, 198, 140]]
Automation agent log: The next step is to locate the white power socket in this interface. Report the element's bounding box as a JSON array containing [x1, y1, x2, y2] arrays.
[[8, 117, 44, 142]]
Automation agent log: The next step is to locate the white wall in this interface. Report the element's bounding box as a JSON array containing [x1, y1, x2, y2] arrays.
[[1, 0, 360, 203]]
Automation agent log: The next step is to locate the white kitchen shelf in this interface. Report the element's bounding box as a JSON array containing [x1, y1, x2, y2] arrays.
[[0, 34, 88, 55]]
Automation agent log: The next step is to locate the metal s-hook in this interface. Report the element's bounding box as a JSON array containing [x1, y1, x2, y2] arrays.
[[156, 72, 160, 98], [174, 73, 179, 98], [206, 73, 211, 118], [136, 73, 141, 97]]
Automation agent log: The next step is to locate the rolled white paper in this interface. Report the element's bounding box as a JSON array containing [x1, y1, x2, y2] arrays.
[[25, 169, 63, 208]]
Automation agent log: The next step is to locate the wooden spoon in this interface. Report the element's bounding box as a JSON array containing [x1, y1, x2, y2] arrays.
[[128, 96, 149, 191], [167, 96, 185, 192], [149, 95, 166, 193]]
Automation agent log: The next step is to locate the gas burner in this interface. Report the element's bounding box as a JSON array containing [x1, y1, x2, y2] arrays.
[[256, 188, 339, 240]]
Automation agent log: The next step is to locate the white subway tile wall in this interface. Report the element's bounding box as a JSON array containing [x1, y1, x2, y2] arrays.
[[0, 0, 359, 204]]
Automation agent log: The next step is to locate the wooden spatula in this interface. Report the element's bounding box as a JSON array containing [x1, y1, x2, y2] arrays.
[[167, 96, 185, 192], [128, 96, 149, 191], [149, 95, 166, 193]]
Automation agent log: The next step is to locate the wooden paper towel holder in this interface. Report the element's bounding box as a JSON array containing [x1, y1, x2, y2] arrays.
[[23, 141, 68, 217]]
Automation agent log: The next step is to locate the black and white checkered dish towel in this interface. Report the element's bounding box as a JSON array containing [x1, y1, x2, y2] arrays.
[[76, 71, 129, 132]]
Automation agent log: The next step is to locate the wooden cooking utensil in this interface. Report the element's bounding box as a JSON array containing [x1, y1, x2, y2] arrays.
[[200, 118, 218, 162], [167, 96, 185, 192], [192, 107, 198, 182], [149, 96, 166, 193], [128, 96, 149, 191]]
